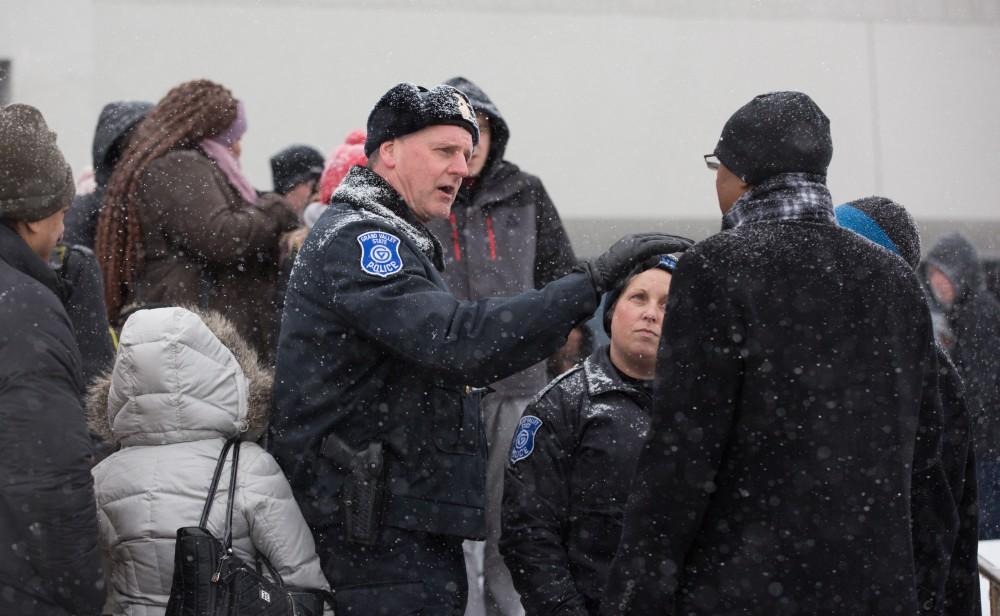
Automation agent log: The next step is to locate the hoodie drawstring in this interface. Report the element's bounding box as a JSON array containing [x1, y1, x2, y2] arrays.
[[449, 212, 462, 262], [486, 213, 497, 261]]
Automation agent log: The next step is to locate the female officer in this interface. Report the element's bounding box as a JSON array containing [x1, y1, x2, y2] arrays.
[[500, 254, 678, 616]]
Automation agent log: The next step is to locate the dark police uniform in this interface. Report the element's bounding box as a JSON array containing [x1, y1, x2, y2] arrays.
[[501, 346, 652, 615], [270, 166, 598, 614]]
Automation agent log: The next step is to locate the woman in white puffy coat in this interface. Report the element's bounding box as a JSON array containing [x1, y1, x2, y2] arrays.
[[87, 306, 331, 615]]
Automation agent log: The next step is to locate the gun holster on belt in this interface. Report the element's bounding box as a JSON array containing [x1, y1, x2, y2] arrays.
[[321, 433, 386, 546]]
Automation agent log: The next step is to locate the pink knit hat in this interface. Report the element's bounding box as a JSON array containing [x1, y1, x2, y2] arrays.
[[319, 130, 367, 204]]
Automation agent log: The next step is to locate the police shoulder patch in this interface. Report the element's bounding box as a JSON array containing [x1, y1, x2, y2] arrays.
[[510, 415, 544, 465], [357, 230, 403, 277]]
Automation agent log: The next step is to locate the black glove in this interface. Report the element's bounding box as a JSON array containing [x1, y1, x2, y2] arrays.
[[585, 233, 694, 293]]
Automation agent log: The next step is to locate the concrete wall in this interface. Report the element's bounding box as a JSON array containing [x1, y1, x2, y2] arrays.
[[2, 0, 999, 254]]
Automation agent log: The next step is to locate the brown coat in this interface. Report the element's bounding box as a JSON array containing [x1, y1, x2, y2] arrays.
[[132, 148, 297, 358]]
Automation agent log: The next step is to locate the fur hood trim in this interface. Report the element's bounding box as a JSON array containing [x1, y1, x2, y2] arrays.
[[86, 306, 272, 445]]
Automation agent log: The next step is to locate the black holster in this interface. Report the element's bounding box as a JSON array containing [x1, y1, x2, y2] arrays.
[[321, 434, 386, 546]]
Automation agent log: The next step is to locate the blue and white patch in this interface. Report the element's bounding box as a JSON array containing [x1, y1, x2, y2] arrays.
[[510, 415, 543, 464], [357, 230, 403, 278]]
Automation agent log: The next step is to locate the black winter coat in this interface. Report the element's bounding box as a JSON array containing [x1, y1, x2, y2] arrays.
[[501, 346, 651, 615], [603, 212, 940, 615], [931, 349, 980, 615], [50, 243, 114, 388], [923, 232, 1000, 461], [63, 101, 152, 249], [0, 224, 104, 615], [270, 166, 598, 540]]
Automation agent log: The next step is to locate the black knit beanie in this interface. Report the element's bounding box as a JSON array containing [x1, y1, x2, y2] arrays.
[[835, 196, 921, 269], [603, 253, 681, 335], [714, 91, 832, 185], [365, 83, 479, 157], [271, 144, 324, 195]]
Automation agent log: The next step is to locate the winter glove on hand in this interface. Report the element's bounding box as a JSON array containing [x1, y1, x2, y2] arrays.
[[585, 233, 694, 293]]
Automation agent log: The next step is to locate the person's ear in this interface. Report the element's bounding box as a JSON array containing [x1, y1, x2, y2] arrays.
[[380, 140, 398, 169], [21, 219, 43, 236]]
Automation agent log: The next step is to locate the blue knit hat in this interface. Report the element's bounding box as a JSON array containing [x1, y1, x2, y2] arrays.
[[835, 197, 921, 269]]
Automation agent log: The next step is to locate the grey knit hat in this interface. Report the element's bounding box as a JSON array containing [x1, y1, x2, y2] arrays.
[[0, 104, 75, 222]]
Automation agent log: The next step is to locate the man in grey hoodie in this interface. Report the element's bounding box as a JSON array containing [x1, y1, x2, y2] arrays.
[[428, 76, 577, 616]]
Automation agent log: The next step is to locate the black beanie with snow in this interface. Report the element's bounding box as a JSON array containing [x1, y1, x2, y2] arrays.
[[714, 91, 832, 185], [365, 83, 480, 157]]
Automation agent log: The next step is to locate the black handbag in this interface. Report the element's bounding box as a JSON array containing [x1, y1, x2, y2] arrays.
[[165, 439, 334, 616]]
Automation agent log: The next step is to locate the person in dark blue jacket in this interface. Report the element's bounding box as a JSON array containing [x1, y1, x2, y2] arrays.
[[269, 82, 690, 615]]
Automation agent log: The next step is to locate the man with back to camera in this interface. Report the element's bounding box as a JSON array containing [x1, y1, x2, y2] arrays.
[[268, 82, 691, 614], [836, 197, 979, 614], [602, 91, 943, 615]]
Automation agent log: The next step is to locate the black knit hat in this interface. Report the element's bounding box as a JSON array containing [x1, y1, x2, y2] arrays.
[[603, 253, 681, 335], [835, 196, 921, 270], [365, 83, 479, 157], [270, 144, 324, 195], [714, 91, 832, 185]]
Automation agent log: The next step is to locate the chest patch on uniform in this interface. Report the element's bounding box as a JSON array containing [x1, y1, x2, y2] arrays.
[[510, 415, 543, 464], [357, 230, 403, 277]]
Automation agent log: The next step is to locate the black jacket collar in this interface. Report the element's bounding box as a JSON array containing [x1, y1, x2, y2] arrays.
[[583, 345, 652, 403], [0, 223, 64, 300], [331, 166, 445, 271]]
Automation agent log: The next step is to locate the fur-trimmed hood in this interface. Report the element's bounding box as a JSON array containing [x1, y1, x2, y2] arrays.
[[87, 306, 272, 446]]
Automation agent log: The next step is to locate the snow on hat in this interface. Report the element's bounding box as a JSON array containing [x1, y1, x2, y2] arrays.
[[319, 130, 367, 204], [835, 197, 921, 270], [603, 253, 681, 335], [0, 104, 75, 222], [714, 91, 832, 185], [365, 82, 479, 157], [271, 144, 325, 195]]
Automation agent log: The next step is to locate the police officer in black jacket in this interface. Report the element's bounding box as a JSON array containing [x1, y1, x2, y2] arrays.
[[502, 255, 678, 615], [269, 82, 691, 615]]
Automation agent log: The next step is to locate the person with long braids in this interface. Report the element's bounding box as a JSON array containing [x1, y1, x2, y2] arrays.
[[96, 79, 297, 358]]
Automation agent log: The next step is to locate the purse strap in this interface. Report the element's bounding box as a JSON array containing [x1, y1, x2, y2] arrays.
[[200, 440, 294, 591], [222, 439, 241, 550], [198, 438, 236, 528]]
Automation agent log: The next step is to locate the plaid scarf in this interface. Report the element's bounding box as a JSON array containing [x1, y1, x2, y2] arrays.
[[722, 172, 834, 231]]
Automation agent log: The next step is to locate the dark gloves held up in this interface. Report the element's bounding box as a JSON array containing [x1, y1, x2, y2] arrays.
[[584, 233, 694, 293]]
